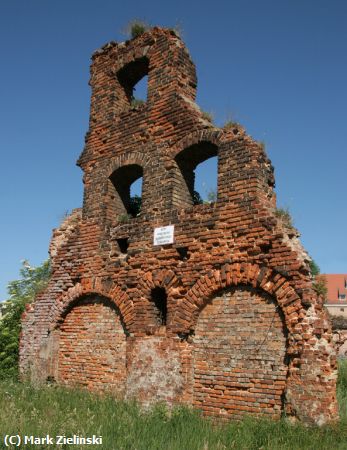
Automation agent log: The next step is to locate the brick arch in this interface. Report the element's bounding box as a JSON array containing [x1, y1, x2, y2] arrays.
[[134, 269, 183, 329], [105, 150, 152, 179], [104, 149, 155, 219], [184, 262, 306, 420], [137, 269, 181, 297], [51, 278, 134, 333], [180, 263, 302, 336], [168, 130, 227, 209], [57, 285, 128, 393], [169, 129, 227, 160], [190, 266, 294, 420]]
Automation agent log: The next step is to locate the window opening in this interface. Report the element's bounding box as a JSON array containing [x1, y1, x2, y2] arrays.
[[117, 57, 149, 106], [117, 238, 129, 254], [110, 164, 143, 218], [129, 176, 143, 217], [132, 75, 148, 104], [194, 156, 218, 204], [150, 287, 167, 326], [175, 141, 218, 206], [177, 247, 189, 260]]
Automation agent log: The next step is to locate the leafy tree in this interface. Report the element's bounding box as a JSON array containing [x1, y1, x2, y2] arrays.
[[206, 188, 217, 203], [129, 194, 142, 217], [193, 190, 203, 205], [309, 259, 320, 277], [308, 259, 328, 299], [0, 260, 50, 380]]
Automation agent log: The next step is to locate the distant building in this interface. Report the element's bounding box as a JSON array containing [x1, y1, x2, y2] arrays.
[[323, 274, 347, 318]]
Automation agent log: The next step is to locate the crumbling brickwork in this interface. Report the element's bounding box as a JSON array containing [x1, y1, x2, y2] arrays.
[[20, 27, 338, 425]]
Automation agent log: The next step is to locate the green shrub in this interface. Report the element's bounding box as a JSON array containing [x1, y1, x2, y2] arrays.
[[118, 213, 131, 223], [309, 259, 320, 277], [127, 20, 150, 39], [193, 190, 203, 205], [307, 260, 328, 298], [313, 274, 328, 298], [0, 260, 50, 380], [206, 188, 217, 203]]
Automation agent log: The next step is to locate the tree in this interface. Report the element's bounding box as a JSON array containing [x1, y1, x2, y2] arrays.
[[309, 259, 320, 277], [129, 194, 142, 217], [193, 190, 203, 205], [0, 260, 50, 380], [308, 259, 328, 299]]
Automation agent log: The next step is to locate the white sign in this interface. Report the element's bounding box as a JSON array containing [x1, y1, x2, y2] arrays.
[[153, 225, 175, 246]]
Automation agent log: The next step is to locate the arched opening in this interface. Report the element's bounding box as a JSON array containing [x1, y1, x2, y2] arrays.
[[58, 295, 127, 393], [174, 141, 218, 208], [117, 57, 149, 107], [117, 238, 129, 254], [150, 287, 168, 326], [193, 286, 288, 419], [109, 164, 143, 218]]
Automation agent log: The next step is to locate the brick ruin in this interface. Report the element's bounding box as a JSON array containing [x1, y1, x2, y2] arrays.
[[20, 27, 338, 425]]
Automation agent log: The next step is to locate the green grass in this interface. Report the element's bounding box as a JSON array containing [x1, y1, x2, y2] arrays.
[[0, 361, 346, 449]]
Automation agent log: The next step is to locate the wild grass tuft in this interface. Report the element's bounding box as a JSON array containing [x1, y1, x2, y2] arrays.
[[275, 207, 294, 229], [126, 19, 150, 39], [201, 110, 214, 123]]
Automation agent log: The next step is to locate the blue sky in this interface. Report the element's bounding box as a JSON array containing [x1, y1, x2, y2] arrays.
[[1, 0, 346, 301]]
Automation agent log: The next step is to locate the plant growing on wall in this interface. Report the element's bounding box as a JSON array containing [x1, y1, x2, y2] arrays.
[[126, 20, 150, 39], [275, 207, 294, 228], [130, 98, 145, 108], [201, 111, 214, 123]]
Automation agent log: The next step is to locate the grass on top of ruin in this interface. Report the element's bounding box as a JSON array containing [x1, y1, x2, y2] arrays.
[[0, 360, 346, 450]]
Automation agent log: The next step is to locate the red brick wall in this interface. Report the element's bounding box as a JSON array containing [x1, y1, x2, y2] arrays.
[[126, 336, 189, 406], [58, 295, 126, 394], [19, 27, 338, 425], [193, 287, 287, 419]]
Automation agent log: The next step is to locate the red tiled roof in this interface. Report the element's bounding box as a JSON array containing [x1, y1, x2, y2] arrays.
[[321, 274, 347, 304]]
